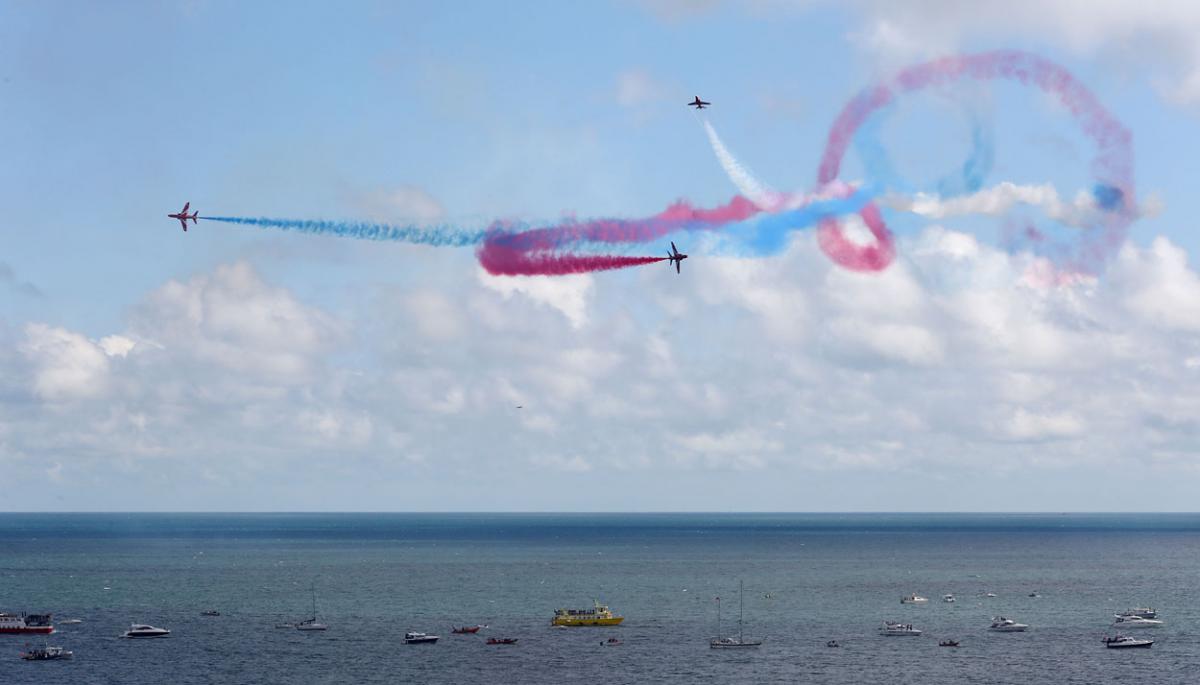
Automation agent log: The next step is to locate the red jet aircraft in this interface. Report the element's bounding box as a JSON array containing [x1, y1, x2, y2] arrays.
[[667, 241, 688, 274], [168, 202, 198, 231]]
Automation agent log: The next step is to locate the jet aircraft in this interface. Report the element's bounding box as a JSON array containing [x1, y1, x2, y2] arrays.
[[667, 241, 688, 274], [168, 202, 198, 231], [688, 96, 710, 109]]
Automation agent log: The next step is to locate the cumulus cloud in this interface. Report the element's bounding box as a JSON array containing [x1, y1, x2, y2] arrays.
[[20, 323, 111, 401], [477, 269, 594, 329], [7, 230, 1200, 509]]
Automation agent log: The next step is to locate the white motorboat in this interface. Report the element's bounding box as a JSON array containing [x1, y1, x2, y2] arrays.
[[942, 594, 956, 603], [989, 617, 1028, 632], [405, 631, 439, 644], [59, 618, 83, 625], [1112, 616, 1162, 628], [1115, 608, 1157, 619], [900, 593, 928, 604], [1105, 635, 1154, 649], [709, 580, 763, 649], [880, 621, 922, 636], [123, 623, 171, 638]]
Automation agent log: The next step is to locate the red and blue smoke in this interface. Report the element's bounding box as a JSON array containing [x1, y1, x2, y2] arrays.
[[204, 50, 1136, 277]]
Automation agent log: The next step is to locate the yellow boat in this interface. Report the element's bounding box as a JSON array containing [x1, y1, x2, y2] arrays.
[[551, 600, 624, 626]]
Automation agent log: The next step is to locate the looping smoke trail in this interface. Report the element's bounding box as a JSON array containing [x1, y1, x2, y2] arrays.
[[814, 50, 1135, 272]]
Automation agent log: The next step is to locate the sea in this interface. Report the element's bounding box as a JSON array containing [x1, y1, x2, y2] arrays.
[[2, 513, 1199, 684]]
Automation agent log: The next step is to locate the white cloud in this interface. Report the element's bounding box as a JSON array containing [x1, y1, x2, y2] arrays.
[[477, 269, 594, 329], [351, 185, 445, 224], [7, 230, 1200, 510], [20, 323, 110, 401]]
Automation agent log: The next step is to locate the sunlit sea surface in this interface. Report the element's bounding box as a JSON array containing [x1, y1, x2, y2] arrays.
[[2, 513, 1199, 684]]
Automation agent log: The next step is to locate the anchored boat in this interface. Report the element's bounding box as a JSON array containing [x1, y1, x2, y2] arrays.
[[710, 580, 763, 649]]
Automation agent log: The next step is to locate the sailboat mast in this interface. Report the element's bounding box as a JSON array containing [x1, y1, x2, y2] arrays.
[[739, 579, 744, 642], [716, 595, 722, 637]]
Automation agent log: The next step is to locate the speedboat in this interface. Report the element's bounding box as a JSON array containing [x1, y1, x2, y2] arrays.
[[880, 621, 922, 636], [900, 593, 929, 604], [1116, 608, 1157, 619], [200, 610, 221, 617], [123, 624, 170, 638], [487, 637, 518, 645], [405, 631, 439, 644], [20, 645, 73, 660], [295, 618, 328, 631], [942, 594, 956, 603], [1112, 616, 1162, 628], [983, 592, 997, 598], [1105, 635, 1154, 648], [826, 640, 840, 648], [274, 622, 295, 629], [58, 618, 83, 625], [452, 625, 482, 634], [989, 617, 1028, 632], [939, 640, 960, 647], [602, 637, 623, 646]]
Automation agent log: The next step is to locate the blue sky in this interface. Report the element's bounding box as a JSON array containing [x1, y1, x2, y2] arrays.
[[4, 1, 1200, 511]]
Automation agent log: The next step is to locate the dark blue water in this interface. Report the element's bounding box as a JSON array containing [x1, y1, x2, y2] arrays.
[[2, 513, 1199, 683]]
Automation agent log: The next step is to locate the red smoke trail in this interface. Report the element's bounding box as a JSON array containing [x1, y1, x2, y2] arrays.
[[477, 196, 760, 276], [816, 50, 1134, 273]]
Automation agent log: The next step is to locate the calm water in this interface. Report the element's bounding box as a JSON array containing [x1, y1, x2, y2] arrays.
[[2, 513, 1199, 684]]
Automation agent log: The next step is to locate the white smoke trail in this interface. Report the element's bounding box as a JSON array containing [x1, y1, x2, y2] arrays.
[[703, 120, 784, 211], [879, 182, 1158, 228]]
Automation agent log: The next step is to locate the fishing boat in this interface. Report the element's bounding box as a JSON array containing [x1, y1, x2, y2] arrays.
[[20, 645, 72, 660], [989, 617, 1028, 632], [295, 585, 327, 631], [551, 600, 623, 627], [710, 580, 763, 649], [880, 621, 922, 636], [939, 639, 960, 647], [487, 637, 518, 645]]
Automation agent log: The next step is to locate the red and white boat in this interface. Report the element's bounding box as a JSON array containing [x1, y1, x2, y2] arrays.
[[0, 613, 54, 635], [452, 625, 482, 634]]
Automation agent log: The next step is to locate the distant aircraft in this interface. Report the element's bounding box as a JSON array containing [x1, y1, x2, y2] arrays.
[[168, 202, 198, 231], [687, 96, 710, 109], [516, 405, 523, 409], [667, 241, 688, 274]]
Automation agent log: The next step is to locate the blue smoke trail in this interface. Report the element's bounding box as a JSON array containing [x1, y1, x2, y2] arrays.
[[201, 216, 486, 247], [852, 103, 993, 198], [718, 187, 876, 255]]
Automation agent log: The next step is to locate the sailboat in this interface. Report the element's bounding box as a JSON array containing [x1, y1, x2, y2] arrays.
[[710, 580, 763, 648], [295, 584, 328, 631]]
